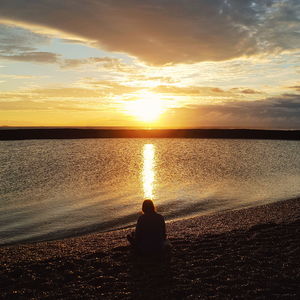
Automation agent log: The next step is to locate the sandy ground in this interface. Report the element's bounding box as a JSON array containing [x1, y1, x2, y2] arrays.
[[0, 198, 299, 299]]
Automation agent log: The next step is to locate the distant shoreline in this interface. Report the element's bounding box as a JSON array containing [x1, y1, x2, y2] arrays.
[[1, 128, 300, 140]]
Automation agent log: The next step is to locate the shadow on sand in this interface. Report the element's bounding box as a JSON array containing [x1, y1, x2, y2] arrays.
[[128, 251, 174, 299]]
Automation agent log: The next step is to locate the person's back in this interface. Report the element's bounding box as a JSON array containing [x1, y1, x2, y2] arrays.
[[135, 211, 166, 253]]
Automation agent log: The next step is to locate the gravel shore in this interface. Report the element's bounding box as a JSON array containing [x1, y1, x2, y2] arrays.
[[1, 198, 299, 299]]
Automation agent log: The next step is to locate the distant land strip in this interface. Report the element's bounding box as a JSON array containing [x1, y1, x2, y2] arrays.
[[1, 128, 300, 140]]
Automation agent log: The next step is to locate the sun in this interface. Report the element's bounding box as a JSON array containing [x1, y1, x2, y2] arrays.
[[125, 92, 164, 122]]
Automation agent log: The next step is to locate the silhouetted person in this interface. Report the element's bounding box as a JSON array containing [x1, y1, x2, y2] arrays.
[[127, 199, 168, 255]]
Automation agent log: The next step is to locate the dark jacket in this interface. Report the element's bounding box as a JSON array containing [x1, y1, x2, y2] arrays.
[[135, 212, 166, 253]]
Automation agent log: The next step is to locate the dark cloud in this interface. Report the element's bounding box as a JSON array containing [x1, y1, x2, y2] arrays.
[[241, 89, 261, 95], [0, 24, 60, 63], [0, 50, 122, 66], [0, 24, 49, 53], [1, 0, 299, 65], [289, 85, 300, 92], [230, 88, 263, 94], [0, 51, 60, 63], [0, 25, 123, 65], [162, 93, 300, 129], [258, 0, 300, 51]]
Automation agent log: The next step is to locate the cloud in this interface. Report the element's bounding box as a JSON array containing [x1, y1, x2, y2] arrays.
[[85, 80, 141, 95], [289, 85, 300, 92], [230, 88, 263, 94], [0, 25, 125, 67], [32, 88, 105, 98], [0, 82, 141, 104], [0, 99, 105, 111], [0, 51, 60, 63], [258, 0, 300, 51], [162, 93, 300, 129], [1, 0, 299, 65], [59, 57, 124, 69], [0, 24, 50, 53], [2, 83, 300, 128], [130, 75, 177, 84], [152, 85, 265, 98], [0, 25, 133, 67], [0, 24, 61, 64], [152, 85, 229, 96], [0, 74, 37, 79]]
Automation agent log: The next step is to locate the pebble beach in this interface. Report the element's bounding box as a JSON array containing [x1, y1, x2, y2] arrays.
[[0, 198, 299, 299]]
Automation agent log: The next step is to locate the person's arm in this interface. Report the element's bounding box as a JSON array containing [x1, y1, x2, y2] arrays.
[[161, 216, 166, 240], [135, 216, 143, 242]]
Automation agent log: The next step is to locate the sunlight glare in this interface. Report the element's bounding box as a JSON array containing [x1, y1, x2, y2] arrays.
[[125, 92, 164, 122], [143, 144, 155, 199]]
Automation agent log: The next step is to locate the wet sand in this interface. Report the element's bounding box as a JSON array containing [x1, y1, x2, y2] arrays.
[[0, 198, 299, 299]]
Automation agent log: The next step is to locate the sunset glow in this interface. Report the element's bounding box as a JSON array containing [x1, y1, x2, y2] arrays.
[[124, 93, 165, 123]]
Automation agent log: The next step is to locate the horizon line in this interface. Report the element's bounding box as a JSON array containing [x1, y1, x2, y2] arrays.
[[1, 126, 300, 131]]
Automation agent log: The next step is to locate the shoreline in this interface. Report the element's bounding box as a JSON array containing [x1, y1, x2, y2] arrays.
[[1, 128, 300, 140], [1, 196, 298, 247], [1, 197, 299, 298]]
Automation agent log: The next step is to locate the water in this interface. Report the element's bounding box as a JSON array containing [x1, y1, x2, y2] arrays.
[[1, 138, 300, 245]]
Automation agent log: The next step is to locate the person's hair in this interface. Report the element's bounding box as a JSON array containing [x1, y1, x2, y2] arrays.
[[142, 199, 155, 214]]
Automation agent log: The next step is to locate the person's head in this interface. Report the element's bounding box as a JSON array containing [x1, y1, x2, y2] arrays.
[[142, 199, 155, 214]]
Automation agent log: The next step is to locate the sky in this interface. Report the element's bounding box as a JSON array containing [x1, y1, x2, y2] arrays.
[[0, 0, 300, 129]]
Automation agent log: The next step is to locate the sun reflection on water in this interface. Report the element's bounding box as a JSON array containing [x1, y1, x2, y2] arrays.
[[143, 144, 156, 199]]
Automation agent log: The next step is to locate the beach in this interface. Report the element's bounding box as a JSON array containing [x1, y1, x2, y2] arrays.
[[0, 198, 299, 299]]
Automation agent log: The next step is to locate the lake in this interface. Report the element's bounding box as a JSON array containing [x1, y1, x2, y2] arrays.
[[1, 138, 300, 245]]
